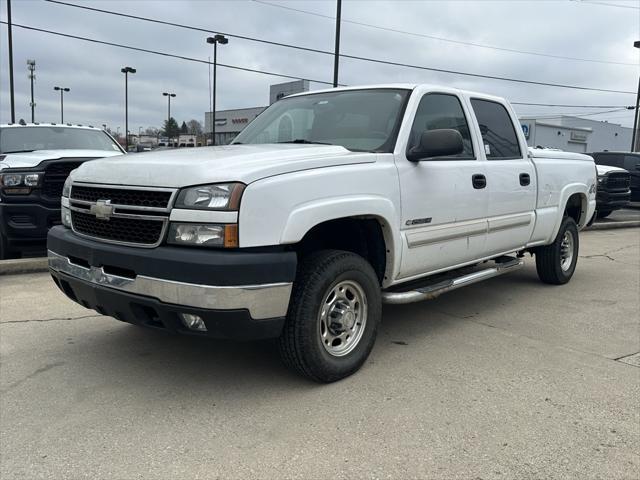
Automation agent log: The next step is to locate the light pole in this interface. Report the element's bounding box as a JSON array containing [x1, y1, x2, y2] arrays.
[[333, 0, 342, 88], [162, 92, 176, 146], [7, 0, 15, 123], [53, 86, 70, 123], [121, 66, 136, 151], [27, 59, 36, 123], [206, 34, 228, 146], [631, 41, 640, 152]]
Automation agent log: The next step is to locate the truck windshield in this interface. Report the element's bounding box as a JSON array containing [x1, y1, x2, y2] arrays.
[[0, 127, 122, 154], [232, 88, 410, 153]]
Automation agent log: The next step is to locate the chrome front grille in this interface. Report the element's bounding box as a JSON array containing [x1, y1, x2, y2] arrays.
[[68, 183, 177, 247]]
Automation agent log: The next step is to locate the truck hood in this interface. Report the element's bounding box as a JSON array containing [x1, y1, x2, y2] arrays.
[[596, 164, 627, 175], [70, 144, 374, 187], [0, 149, 122, 170]]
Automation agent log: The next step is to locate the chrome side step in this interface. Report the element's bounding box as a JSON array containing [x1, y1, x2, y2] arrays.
[[382, 257, 524, 305]]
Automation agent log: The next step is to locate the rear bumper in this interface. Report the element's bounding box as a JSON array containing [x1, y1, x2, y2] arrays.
[[47, 226, 297, 340]]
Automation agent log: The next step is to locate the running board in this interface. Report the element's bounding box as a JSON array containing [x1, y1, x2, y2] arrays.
[[382, 257, 524, 305]]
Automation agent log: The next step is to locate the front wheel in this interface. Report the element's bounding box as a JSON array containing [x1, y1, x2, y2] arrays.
[[535, 217, 579, 285], [278, 250, 381, 383]]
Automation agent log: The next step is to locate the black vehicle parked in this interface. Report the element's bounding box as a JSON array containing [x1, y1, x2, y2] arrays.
[[590, 152, 640, 202], [593, 163, 631, 218], [0, 124, 124, 259]]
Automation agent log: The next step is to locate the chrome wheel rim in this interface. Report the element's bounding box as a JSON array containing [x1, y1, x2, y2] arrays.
[[318, 280, 368, 357], [560, 230, 575, 272]]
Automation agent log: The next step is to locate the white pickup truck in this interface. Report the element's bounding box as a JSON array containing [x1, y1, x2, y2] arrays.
[[48, 84, 596, 382]]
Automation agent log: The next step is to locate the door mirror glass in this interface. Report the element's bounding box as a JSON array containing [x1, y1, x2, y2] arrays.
[[407, 128, 464, 161]]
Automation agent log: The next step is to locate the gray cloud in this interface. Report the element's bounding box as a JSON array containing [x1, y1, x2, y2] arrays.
[[1, 0, 638, 132]]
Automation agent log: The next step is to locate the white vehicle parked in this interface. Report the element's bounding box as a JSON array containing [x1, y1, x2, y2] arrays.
[[48, 84, 596, 382]]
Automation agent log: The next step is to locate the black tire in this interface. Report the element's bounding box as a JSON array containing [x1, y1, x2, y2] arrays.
[[535, 217, 579, 285], [596, 210, 612, 219], [278, 250, 381, 383]]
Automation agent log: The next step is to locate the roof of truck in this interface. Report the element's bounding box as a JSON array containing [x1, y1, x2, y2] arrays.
[[287, 83, 505, 101], [0, 123, 102, 130]]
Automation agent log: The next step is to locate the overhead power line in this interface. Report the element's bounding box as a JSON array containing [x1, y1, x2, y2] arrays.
[[511, 102, 635, 108], [0, 21, 340, 86], [520, 108, 630, 119], [253, 0, 637, 66], [570, 0, 640, 10], [26, 3, 639, 95]]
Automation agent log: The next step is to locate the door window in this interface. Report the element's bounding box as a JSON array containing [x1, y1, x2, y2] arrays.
[[408, 93, 474, 159], [471, 99, 522, 160]]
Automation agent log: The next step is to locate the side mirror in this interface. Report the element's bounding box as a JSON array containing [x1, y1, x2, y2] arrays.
[[407, 128, 464, 161]]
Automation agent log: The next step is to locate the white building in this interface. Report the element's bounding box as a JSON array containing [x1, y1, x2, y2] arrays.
[[519, 116, 632, 153]]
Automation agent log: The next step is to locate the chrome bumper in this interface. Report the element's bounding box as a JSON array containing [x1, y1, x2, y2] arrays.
[[48, 250, 292, 319]]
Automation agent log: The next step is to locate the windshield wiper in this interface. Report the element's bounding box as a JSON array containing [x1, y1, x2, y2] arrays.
[[1, 149, 36, 154], [277, 139, 332, 145]]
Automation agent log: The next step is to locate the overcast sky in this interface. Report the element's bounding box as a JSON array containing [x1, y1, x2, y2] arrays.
[[1, 0, 638, 133]]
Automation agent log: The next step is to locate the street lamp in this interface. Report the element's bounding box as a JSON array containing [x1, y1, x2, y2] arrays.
[[162, 92, 176, 146], [121, 66, 136, 151], [27, 60, 36, 123], [632, 41, 640, 152], [206, 34, 228, 146], [53, 86, 70, 123]]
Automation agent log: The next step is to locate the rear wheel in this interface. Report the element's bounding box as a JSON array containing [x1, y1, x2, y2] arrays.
[[278, 250, 381, 383], [535, 217, 579, 285], [596, 210, 612, 219]]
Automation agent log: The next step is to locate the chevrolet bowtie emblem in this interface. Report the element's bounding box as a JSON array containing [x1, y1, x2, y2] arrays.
[[90, 199, 114, 220]]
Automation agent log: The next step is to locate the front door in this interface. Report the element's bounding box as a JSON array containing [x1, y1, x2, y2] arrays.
[[395, 92, 489, 280]]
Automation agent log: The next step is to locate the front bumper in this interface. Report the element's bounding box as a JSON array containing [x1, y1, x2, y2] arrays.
[[0, 202, 61, 250], [596, 189, 631, 210], [47, 226, 296, 340]]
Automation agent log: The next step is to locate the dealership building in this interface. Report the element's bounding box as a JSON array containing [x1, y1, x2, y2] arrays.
[[519, 116, 632, 153], [205, 80, 309, 145]]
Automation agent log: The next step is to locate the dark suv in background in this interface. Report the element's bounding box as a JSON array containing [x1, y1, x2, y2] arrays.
[[590, 152, 640, 202]]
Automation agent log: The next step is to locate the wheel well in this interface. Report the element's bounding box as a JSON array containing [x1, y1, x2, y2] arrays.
[[294, 217, 387, 284], [565, 193, 586, 225]]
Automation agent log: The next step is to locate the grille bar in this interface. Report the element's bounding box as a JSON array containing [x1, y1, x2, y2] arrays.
[[71, 185, 173, 209]]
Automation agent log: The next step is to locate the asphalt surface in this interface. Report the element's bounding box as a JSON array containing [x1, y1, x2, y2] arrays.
[[600, 207, 640, 224], [1, 229, 639, 479]]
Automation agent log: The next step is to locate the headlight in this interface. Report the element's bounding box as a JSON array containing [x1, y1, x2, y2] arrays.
[[1, 173, 23, 186], [62, 176, 73, 197], [167, 223, 238, 248], [0, 172, 43, 193], [174, 183, 245, 210]]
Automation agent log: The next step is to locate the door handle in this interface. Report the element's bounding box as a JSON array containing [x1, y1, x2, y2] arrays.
[[519, 173, 531, 186], [472, 174, 486, 189]]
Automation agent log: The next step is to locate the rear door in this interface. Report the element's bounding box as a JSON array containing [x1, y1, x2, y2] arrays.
[[395, 90, 489, 279], [468, 98, 537, 255]]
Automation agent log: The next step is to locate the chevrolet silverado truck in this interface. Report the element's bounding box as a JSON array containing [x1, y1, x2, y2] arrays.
[[47, 85, 596, 382], [0, 124, 124, 258]]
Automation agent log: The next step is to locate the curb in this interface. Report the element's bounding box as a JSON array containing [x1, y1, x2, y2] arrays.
[[585, 221, 640, 231], [0, 257, 49, 276]]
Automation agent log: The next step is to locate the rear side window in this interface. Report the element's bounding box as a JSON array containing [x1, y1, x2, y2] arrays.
[[471, 99, 522, 159], [408, 93, 474, 159]]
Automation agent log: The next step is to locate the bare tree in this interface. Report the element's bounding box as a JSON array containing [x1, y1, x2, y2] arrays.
[[187, 119, 203, 136]]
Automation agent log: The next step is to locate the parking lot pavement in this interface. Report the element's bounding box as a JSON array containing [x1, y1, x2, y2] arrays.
[[598, 207, 640, 224], [1, 230, 638, 479]]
